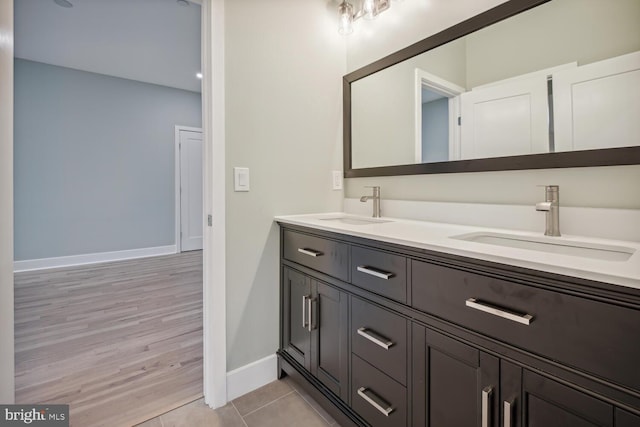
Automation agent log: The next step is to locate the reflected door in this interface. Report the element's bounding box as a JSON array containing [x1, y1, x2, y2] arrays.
[[553, 51, 640, 152], [460, 74, 549, 160]]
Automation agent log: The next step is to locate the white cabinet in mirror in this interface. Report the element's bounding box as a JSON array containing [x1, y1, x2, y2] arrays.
[[350, 0, 640, 170]]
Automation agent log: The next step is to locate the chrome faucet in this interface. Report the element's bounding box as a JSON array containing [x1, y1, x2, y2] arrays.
[[360, 186, 381, 218], [535, 185, 560, 237]]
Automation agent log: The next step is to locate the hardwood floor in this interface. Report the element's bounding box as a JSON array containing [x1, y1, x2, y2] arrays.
[[14, 251, 203, 427]]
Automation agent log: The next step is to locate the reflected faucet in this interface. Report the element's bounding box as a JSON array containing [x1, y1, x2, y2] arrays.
[[535, 185, 560, 237], [360, 186, 381, 218]]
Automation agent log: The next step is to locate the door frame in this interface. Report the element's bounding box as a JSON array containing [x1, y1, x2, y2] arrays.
[[0, 0, 15, 404], [414, 68, 465, 163], [200, 0, 228, 409], [3, 0, 228, 409], [174, 125, 203, 254]]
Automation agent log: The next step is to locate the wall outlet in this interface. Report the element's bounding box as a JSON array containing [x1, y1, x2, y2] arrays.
[[332, 170, 343, 190]]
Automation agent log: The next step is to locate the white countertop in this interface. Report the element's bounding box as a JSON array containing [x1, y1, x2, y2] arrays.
[[275, 213, 640, 290]]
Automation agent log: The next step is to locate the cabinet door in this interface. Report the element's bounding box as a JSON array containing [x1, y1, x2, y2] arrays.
[[282, 267, 312, 370], [522, 370, 613, 427], [615, 409, 640, 427], [310, 280, 349, 401], [501, 360, 523, 427], [413, 324, 499, 427]]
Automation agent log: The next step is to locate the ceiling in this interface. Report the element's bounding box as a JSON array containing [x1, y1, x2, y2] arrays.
[[14, 0, 202, 92]]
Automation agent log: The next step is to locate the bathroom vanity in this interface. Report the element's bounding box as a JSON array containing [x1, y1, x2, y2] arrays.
[[275, 214, 640, 427]]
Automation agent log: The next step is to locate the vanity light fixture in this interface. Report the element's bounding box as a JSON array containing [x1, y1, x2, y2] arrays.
[[196, 72, 203, 79], [338, 0, 391, 35]]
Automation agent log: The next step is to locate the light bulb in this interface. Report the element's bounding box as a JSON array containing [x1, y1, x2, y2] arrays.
[[338, 1, 354, 35], [363, 0, 377, 20]]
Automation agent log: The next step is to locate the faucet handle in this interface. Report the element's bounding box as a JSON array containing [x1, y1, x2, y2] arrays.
[[535, 202, 552, 211], [537, 185, 559, 202], [364, 186, 380, 196]]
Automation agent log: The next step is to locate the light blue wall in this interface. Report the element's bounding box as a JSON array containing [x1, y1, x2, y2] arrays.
[[14, 59, 202, 260], [421, 97, 449, 163]]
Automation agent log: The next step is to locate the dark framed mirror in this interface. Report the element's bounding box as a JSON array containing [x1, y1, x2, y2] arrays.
[[343, 0, 640, 178]]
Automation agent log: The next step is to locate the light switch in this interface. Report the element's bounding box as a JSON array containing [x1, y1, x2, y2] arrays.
[[332, 170, 343, 190], [234, 167, 250, 192]]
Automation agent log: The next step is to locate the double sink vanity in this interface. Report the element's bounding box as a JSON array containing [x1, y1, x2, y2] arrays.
[[274, 0, 640, 424], [275, 212, 640, 427]]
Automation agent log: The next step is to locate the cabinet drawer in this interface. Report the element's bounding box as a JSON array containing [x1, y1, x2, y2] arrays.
[[351, 246, 407, 304], [412, 260, 640, 392], [351, 354, 407, 427], [351, 296, 408, 385], [283, 230, 349, 281]]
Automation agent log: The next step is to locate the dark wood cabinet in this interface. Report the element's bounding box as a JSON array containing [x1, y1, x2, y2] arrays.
[[281, 266, 349, 401], [278, 224, 640, 427], [615, 409, 640, 427], [282, 267, 312, 370], [311, 280, 349, 401], [413, 324, 499, 427], [500, 361, 617, 427], [521, 370, 614, 427]]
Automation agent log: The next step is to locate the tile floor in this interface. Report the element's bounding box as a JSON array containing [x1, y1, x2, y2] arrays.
[[136, 378, 341, 427]]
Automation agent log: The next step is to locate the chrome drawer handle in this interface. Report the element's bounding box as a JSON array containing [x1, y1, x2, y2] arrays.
[[298, 248, 323, 257], [357, 265, 394, 280], [307, 297, 315, 332], [465, 298, 534, 325], [504, 399, 513, 427], [357, 327, 393, 350], [482, 386, 493, 427], [302, 295, 309, 329], [357, 387, 394, 417]]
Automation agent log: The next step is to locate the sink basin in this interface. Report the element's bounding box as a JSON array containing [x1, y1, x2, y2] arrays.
[[319, 216, 392, 226], [452, 232, 635, 261]]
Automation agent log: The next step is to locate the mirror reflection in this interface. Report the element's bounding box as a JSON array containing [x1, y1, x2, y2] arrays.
[[350, 0, 640, 169]]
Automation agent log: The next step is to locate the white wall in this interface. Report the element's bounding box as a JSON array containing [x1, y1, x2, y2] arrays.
[[0, 0, 15, 403], [224, 0, 345, 371], [344, 0, 640, 210]]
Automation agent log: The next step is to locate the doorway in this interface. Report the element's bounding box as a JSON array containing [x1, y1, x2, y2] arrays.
[[1, 0, 227, 411]]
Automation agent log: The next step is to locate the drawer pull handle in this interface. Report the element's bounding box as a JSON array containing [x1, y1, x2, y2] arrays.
[[357, 327, 394, 350], [482, 386, 493, 427], [357, 387, 394, 417], [307, 297, 316, 332], [357, 265, 394, 280], [465, 298, 534, 325], [301, 295, 309, 329], [298, 248, 323, 257], [504, 399, 513, 427]]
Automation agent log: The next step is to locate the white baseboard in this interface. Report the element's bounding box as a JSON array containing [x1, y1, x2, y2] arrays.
[[226, 354, 278, 401], [13, 245, 178, 272]]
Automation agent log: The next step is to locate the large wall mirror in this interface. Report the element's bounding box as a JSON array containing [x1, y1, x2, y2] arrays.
[[343, 0, 640, 177]]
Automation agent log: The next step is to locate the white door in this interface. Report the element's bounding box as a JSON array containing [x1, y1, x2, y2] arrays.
[[460, 75, 549, 160], [553, 51, 640, 152], [179, 129, 203, 251]]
